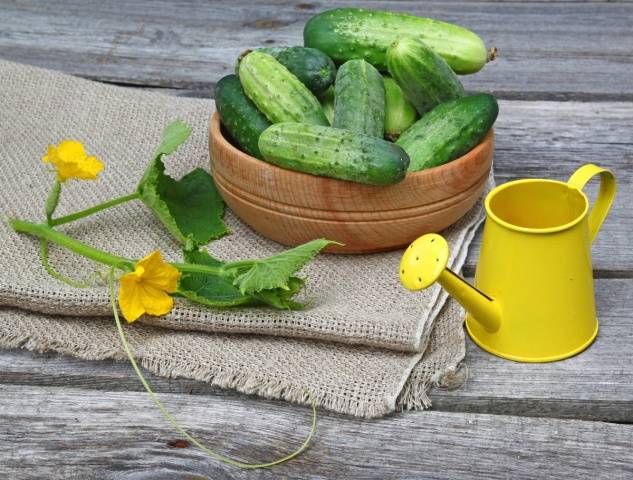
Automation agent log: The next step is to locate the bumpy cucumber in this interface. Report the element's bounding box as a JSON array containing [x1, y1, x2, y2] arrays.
[[396, 93, 498, 172], [387, 37, 465, 115], [333, 59, 385, 137], [215, 74, 271, 158], [259, 123, 410, 185], [304, 8, 488, 74], [257, 46, 336, 95], [238, 51, 328, 126], [319, 86, 335, 124], [383, 75, 417, 140]]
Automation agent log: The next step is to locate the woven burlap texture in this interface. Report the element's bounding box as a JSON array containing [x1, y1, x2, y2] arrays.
[[0, 59, 488, 417]]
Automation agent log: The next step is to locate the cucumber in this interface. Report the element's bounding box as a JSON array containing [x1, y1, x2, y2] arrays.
[[333, 59, 385, 138], [396, 93, 498, 172], [259, 123, 410, 185], [303, 8, 488, 75], [238, 51, 328, 126], [383, 75, 417, 141], [256, 46, 336, 95], [319, 85, 335, 124], [215, 74, 271, 159], [387, 37, 465, 115]]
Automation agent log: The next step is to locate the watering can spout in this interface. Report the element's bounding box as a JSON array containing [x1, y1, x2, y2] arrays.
[[399, 234, 501, 333]]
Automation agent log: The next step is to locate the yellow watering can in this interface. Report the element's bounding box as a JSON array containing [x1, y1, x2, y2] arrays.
[[400, 164, 617, 363]]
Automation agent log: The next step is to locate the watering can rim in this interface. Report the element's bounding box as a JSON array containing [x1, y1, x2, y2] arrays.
[[484, 178, 589, 235]]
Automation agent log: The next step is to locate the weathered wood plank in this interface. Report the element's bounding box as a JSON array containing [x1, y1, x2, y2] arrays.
[[2, 279, 631, 422], [1, 384, 632, 480], [1, 0, 632, 99]]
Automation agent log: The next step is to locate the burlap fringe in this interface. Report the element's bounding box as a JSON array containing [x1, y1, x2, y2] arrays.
[[0, 330, 432, 419]]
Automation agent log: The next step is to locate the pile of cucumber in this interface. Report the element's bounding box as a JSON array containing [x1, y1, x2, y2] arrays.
[[215, 7, 499, 186]]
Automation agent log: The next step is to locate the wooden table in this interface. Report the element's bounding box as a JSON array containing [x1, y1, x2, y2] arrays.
[[1, 1, 632, 478]]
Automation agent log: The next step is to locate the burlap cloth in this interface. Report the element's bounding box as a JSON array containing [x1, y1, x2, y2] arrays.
[[0, 59, 490, 417]]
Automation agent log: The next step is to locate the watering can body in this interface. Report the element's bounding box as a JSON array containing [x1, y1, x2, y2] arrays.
[[400, 164, 617, 363], [467, 192, 598, 362]]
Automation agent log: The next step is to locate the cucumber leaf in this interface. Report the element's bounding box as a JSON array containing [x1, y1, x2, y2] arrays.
[[221, 239, 336, 294], [178, 248, 307, 310], [137, 120, 228, 248], [251, 276, 305, 310], [178, 249, 251, 307]]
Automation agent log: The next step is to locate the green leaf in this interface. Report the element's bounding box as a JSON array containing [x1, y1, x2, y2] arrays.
[[137, 120, 228, 247], [138, 120, 192, 189], [178, 249, 251, 307], [157, 168, 228, 245], [178, 249, 306, 310], [252, 276, 306, 310], [154, 119, 193, 156], [221, 239, 336, 295]]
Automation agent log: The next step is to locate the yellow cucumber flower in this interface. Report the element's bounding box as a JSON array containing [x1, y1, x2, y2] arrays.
[[42, 140, 104, 182], [118, 251, 181, 323]]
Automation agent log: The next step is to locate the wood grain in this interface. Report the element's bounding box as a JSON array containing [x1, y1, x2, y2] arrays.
[[2, 279, 631, 423], [210, 114, 492, 253], [1, 1, 632, 100], [1, 384, 632, 480]]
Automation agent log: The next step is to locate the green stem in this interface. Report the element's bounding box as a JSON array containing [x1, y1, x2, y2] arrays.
[[45, 181, 62, 225], [12, 219, 228, 278], [39, 239, 97, 288], [172, 262, 224, 276], [107, 268, 317, 469], [52, 192, 141, 226], [11, 219, 134, 270]]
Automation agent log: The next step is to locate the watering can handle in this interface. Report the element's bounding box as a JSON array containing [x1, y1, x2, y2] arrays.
[[567, 164, 617, 243]]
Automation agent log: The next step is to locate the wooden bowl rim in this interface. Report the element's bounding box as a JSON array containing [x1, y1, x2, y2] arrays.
[[209, 111, 494, 187]]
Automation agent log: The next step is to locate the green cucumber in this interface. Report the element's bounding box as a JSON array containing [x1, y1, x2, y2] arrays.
[[396, 93, 498, 172], [238, 51, 328, 126], [215, 74, 271, 158], [387, 37, 465, 115], [333, 59, 385, 138], [303, 8, 489, 74], [259, 123, 410, 185], [383, 75, 417, 140], [256, 46, 336, 95], [319, 85, 335, 124]]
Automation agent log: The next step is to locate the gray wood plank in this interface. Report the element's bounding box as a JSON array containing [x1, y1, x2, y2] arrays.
[[2, 279, 631, 422], [0, 384, 632, 480], [1, 0, 632, 99]]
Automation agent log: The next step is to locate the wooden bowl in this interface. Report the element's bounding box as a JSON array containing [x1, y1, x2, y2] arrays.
[[209, 112, 493, 254]]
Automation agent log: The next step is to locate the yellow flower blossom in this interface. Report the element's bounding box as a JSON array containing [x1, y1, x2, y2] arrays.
[[42, 140, 104, 182], [118, 251, 181, 322]]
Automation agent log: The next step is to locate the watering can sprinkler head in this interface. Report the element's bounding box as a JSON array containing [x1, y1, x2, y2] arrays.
[[399, 234, 502, 334], [399, 234, 449, 291]]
